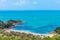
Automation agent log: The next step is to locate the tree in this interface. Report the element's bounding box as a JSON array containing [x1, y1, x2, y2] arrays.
[[5, 20, 22, 25], [55, 27, 60, 34], [0, 20, 5, 29]]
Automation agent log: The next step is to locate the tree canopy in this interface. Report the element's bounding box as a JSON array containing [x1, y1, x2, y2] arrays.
[[0, 20, 22, 29], [54, 27, 60, 34]]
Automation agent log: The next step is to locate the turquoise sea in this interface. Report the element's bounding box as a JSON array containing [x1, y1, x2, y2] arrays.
[[0, 10, 60, 34]]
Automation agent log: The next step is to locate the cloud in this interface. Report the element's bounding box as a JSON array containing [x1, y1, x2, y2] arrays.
[[0, 0, 40, 10], [0, 0, 38, 7], [0, 0, 27, 6], [12, 0, 26, 6]]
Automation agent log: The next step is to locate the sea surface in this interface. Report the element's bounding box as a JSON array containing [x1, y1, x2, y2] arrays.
[[0, 10, 60, 34]]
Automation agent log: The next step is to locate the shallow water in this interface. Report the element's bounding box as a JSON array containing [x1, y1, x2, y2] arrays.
[[0, 10, 60, 34]]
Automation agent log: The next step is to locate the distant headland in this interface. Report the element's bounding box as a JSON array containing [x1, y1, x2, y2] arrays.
[[0, 20, 22, 32]]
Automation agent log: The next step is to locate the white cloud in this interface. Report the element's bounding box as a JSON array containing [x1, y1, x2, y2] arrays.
[[0, 0, 38, 7], [12, 0, 26, 6], [0, 0, 39, 10], [0, 0, 27, 6]]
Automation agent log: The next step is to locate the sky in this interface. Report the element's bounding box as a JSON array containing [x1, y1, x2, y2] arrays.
[[0, 0, 60, 10]]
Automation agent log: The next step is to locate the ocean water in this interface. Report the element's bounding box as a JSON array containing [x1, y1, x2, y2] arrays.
[[0, 10, 60, 34]]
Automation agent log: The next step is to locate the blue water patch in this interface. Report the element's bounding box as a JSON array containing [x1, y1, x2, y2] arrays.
[[13, 24, 58, 34], [0, 10, 60, 34]]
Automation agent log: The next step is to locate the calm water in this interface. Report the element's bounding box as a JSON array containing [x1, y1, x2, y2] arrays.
[[0, 10, 60, 34]]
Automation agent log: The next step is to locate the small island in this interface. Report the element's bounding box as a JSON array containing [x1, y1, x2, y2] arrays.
[[0, 20, 60, 40]]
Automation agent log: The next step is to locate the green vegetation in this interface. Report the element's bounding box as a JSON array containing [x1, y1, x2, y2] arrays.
[[0, 30, 42, 40], [55, 27, 60, 34], [0, 20, 60, 40], [0, 20, 5, 28], [0, 30, 60, 40], [5, 20, 22, 25], [0, 20, 22, 29], [42, 35, 60, 40]]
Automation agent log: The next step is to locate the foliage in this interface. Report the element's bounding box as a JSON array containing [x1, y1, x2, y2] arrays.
[[0, 20, 5, 28], [0, 28, 60, 40], [0, 20, 60, 40], [5, 20, 22, 25], [55, 27, 60, 34], [0, 30, 42, 40], [42, 35, 60, 40], [0, 20, 22, 29]]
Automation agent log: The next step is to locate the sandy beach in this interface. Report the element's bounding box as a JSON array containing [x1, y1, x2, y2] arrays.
[[10, 29, 56, 38]]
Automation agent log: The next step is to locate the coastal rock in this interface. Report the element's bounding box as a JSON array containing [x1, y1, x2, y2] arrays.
[[0, 20, 22, 29]]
